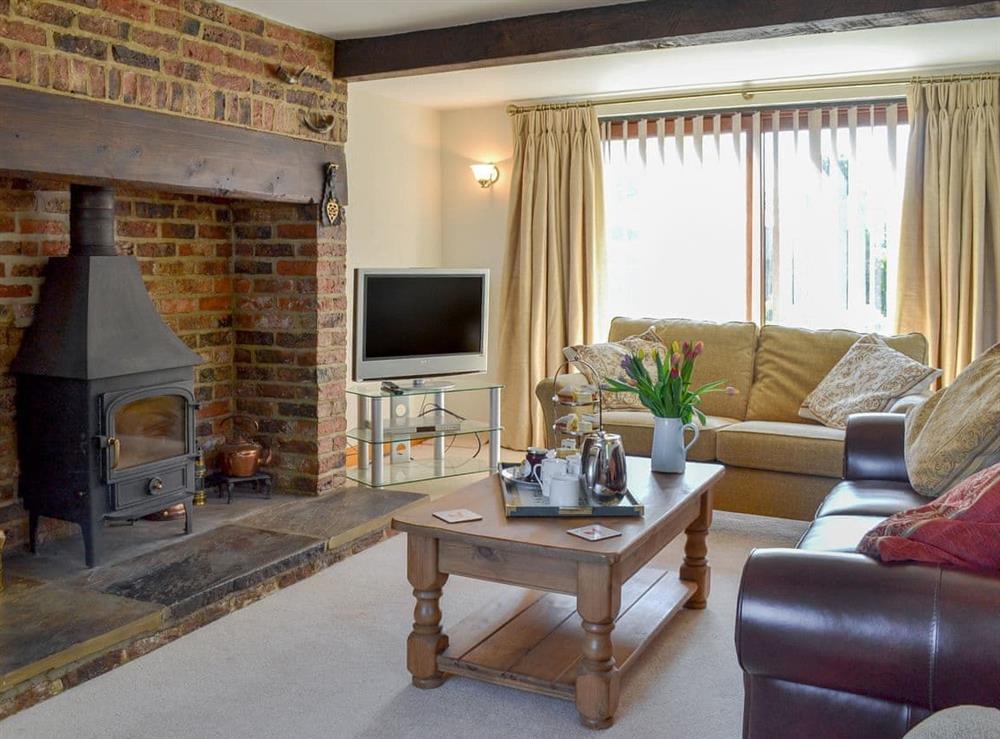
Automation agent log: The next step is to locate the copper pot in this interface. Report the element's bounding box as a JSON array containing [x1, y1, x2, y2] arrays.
[[219, 416, 272, 477]]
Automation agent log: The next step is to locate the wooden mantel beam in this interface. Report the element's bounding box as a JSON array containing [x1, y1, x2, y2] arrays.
[[334, 0, 999, 81], [0, 85, 347, 205]]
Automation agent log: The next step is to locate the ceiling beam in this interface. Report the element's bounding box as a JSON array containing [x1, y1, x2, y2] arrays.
[[334, 0, 1000, 81]]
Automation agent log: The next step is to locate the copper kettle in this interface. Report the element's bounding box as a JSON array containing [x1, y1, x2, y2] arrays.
[[219, 416, 272, 477]]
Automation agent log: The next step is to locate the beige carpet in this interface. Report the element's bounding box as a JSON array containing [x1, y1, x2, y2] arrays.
[[2, 511, 805, 739]]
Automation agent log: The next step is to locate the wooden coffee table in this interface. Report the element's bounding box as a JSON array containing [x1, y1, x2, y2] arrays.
[[391, 457, 724, 729]]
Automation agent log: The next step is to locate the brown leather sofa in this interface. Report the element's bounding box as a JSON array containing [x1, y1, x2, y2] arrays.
[[736, 413, 1000, 739]]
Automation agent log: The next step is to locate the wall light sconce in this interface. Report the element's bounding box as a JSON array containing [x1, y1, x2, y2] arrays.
[[470, 163, 500, 189]]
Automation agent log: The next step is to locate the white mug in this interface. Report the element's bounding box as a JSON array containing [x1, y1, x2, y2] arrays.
[[548, 473, 580, 507], [534, 457, 567, 495]]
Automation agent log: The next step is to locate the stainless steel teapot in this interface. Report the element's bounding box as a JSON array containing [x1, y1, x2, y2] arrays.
[[580, 429, 627, 499]]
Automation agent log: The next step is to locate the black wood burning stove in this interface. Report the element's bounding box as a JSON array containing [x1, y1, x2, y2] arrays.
[[11, 185, 201, 567]]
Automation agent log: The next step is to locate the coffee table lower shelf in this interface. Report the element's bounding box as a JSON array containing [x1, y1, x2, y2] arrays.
[[437, 564, 696, 701]]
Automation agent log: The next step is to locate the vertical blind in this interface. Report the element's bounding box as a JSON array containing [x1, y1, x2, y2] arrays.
[[600, 103, 908, 334]]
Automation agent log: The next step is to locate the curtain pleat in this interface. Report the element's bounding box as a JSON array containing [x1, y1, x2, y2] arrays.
[[896, 77, 1000, 384], [499, 105, 605, 449], [693, 115, 704, 162], [808, 108, 823, 173], [638, 117, 648, 165], [848, 105, 859, 159], [830, 106, 841, 165], [674, 116, 685, 163]]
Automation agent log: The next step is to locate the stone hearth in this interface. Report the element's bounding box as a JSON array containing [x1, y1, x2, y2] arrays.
[[0, 485, 425, 719]]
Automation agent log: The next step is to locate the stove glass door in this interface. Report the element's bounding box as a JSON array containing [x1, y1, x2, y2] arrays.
[[114, 394, 187, 470]]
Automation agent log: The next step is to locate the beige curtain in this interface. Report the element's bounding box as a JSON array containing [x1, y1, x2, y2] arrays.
[[897, 76, 1000, 384], [498, 105, 605, 450]]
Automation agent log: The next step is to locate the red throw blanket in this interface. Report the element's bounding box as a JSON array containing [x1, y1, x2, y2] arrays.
[[859, 462, 1000, 572]]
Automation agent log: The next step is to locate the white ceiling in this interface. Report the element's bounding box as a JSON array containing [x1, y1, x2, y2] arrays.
[[225, 0, 636, 39], [353, 18, 1000, 109]]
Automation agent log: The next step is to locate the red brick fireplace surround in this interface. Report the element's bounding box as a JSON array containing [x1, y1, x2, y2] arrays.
[[0, 0, 349, 546]]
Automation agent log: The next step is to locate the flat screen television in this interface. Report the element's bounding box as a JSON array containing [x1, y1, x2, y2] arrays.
[[353, 268, 489, 385]]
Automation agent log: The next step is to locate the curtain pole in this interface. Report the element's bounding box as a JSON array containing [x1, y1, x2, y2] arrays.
[[507, 70, 1000, 115]]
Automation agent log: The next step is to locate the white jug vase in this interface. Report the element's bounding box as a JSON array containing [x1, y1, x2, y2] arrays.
[[650, 417, 700, 474]]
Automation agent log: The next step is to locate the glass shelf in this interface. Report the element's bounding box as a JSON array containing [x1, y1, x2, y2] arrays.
[[347, 378, 503, 399], [346, 456, 494, 487], [347, 419, 500, 443]]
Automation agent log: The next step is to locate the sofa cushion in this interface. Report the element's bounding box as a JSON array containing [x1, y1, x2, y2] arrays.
[[601, 410, 738, 462], [816, 480, 929, 519], [797, 515, 887, 553], [608, 316, 757, 419], [905, 342, 1000, 497], [716, 421, 845, 478], [858, 462, 1000, 572], [745, 324, 929, 423], [565, 329, 665, 410], [800, 334, 940, 429]]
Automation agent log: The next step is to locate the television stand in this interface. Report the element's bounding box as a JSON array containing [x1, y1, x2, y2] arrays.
[[346, 379, 502, 488], [397, 378, 456, 392]]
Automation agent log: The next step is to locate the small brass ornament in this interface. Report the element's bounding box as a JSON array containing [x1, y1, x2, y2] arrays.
[[322, 163, 343, 227]]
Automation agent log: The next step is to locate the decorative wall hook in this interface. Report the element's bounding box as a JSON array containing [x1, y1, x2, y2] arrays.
[[321, 163, 343, 226], [302, 113, 335, 134], [275, 65, 307, 85]]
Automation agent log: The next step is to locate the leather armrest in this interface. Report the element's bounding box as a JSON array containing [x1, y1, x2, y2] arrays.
[[843, 413, 909, 482], [736, 549, 1000, 711]]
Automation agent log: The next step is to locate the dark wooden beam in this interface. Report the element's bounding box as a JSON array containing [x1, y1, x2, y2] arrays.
[[0, 85, 347, 205], [334, 0, 999, 81]]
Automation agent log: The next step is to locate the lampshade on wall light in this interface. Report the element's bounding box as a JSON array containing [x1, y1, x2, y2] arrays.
[[470, 163, 500, 189]]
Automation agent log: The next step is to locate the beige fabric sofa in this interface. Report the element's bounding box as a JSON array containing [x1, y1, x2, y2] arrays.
[[535, 317, 929, 521]]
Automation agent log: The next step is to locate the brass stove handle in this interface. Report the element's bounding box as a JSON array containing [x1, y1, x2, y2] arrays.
[[147, 477, 164, 495], [108, 436, 120, 470]]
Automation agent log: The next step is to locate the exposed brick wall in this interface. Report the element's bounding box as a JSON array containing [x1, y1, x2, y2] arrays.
[[0, 178, 236, 508], [0, 0, 346, 143], [231, 202, 346, 495]]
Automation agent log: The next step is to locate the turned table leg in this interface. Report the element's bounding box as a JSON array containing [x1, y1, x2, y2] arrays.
[[576, 561, 621, 729], [680, 489, 712, 609], [406, 534, 449, 689]]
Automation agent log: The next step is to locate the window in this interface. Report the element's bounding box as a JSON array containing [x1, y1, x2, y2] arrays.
[[762, 110, 907, 333], [602, 117, 748, 331], [601, 104, 907, 335]]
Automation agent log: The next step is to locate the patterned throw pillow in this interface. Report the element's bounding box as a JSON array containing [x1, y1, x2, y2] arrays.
[[906, 342, 1000, 497], [858, 462, 1000, 572], [799, 334, 940, 429], [565, 329, 666, 410]]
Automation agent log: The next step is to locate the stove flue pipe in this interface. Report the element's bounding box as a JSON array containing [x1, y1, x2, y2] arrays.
[[69, 184, 117, 257]]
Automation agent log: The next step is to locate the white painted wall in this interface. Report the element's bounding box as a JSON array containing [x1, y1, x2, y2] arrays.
[[345, 89, 443, 428], [345, 93, 514, 433], [439, 105, 513, 421]]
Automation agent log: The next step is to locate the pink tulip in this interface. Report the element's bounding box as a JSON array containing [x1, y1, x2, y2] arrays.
[[671, 351, 682, 367], [692, 340, 704, 357], [670, 367, 680, 378]]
